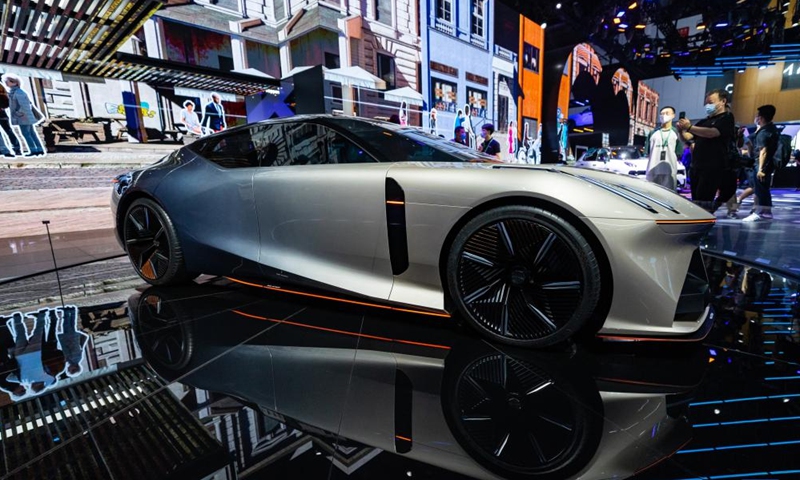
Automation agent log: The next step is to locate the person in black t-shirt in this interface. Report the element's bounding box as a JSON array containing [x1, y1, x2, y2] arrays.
[[478, 123, 501, 160], [742, 104, 778, 222], [677, 89, 736, 213]]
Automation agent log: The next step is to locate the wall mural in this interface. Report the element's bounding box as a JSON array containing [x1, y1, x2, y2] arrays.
[[0, 73, 47, 158]]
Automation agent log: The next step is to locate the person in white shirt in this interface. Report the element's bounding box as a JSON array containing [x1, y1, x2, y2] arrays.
[[180, 100, 202, 135], [645, 106, 683, 190]]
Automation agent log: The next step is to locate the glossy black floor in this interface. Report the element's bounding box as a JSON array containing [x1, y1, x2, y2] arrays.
[[0, 254, 799, 480]]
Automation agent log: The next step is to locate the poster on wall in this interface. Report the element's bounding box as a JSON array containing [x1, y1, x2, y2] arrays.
[[522, 43, 540, 73]]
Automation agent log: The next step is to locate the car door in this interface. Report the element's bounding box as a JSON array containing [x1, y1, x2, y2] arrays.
[[252, 121, 394, 300]]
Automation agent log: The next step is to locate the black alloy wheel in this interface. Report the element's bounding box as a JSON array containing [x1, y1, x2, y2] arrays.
[[443, 350, 602, 479], [135, 293, 194, 370], [124, 198, 193, 285], [448, 206, 601, 348]]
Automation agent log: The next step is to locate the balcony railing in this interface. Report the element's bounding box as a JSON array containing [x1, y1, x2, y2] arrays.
[[470, 35, 487, 49], [434, 18, 455, 36], [494, 45, 517, 62]]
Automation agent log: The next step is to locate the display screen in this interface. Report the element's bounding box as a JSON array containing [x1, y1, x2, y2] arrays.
[[782, 62, 800, 90]]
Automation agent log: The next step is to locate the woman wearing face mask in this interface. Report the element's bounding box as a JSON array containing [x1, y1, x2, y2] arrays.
[[677, 89, 736, 213], [644, 106, 683, 190]]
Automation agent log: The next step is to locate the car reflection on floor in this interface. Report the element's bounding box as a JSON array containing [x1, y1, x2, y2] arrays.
[[0, 253, 797, 480]]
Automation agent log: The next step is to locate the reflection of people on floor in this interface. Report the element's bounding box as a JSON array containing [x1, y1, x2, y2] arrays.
[[180, 100, 203, 136], [202, 93, 226, 133], [0, 322, 24, 398], [58, 306, 89, 377], [2, 73, 45, 158], [0, 82, 22, 157], [7, 310, 58, 395]]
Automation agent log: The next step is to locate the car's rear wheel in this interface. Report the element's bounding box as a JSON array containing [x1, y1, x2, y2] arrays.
[[124, 198, 193, 285], [447, 206, 601, 348]]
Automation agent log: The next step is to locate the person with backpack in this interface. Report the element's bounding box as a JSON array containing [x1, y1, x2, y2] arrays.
[[742, 104, 779, 222]]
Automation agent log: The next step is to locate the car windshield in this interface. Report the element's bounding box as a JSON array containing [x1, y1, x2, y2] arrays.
[[326, 118, 499, 163], [610, 147, 643, 160]]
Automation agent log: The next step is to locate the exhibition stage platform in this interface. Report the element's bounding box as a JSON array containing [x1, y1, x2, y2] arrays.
[[0, 246, 798, 479]]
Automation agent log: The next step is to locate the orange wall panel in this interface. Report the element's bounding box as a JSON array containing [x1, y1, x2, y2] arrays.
[[518, 18, 544, 126]]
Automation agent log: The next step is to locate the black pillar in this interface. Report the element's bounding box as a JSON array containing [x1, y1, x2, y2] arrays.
[[541, 24, 582, 164]]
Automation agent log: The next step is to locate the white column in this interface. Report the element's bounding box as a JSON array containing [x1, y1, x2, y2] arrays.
[[143, 17, 167, 59], [279, 43, 292, 76], [231, 36, 249, 70]]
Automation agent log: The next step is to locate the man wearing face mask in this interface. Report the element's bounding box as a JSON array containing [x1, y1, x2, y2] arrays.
[[645, 106, 683, 190], [677, 89, 736, 212], [477, 123, 501, 159], [742, 105, 778, 222]]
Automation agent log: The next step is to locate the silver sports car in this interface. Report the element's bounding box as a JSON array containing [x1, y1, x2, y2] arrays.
[[112, 115, 715, 348]]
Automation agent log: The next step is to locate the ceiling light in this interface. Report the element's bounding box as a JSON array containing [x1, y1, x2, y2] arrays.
[[629, 1, 638, 8], [738, 68, 745, 72], [697, 22, 707, 30], [556, 2, 562, 8], [613, 17, 621, 24], [635, 24, 646, 29], [759, 64, 767, 69], [618, 23, 628, 29], [541, 22, 547, 29], [716, 22, 730, 28], [617, 11, 626, 17]]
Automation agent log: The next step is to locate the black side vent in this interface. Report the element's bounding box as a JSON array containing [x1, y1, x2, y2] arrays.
[[386, 178, 409, 275], [394, 369, 413, 454], [675, 248, 711, 322]]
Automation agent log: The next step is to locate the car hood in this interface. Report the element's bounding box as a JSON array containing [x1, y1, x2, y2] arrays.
[[491, 164, 712, 221]]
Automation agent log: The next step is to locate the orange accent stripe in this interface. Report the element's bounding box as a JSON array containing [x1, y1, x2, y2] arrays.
[[596, 334, 705, 343], [655, 219, 716, 225], [395, 435, 412, 442], [386, 200, 405, 205], [225, 277, 451, 318], [141, 253, 156, 280], [232, 310, 451, 350]]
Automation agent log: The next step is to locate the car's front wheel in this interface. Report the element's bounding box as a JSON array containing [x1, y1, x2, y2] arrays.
[[447, 206, 602, 348], [124, 198, 193, 285]]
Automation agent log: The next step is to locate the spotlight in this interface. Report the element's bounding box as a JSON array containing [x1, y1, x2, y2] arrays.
[[697, 21, 707, 31], [629, 1, 638, 8], [619, 23, 628, 28], [738, 68, 745, 73], [617, 11, 626, 17], [613, 17, 621, 24], [556, 2, 562, 8], [716, 22, 730, 28], [541, 22, 547, 29], [759, 64, 767, 69], [635, 24, 646, 29]]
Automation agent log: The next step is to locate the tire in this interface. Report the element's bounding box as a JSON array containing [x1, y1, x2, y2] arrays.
[[447, 206, 601, 348], [132, 289, 194, 372], [441, 345, 603, 479], [123, 197, 193, 285]]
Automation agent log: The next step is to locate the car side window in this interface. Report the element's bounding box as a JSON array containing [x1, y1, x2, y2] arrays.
[[283, 123, 377, 165], [199, 125, 288, 168]]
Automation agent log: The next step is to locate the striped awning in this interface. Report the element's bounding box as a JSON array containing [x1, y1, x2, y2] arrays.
[[0, 0, 164, 75], [94, 52, 281, 96]]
